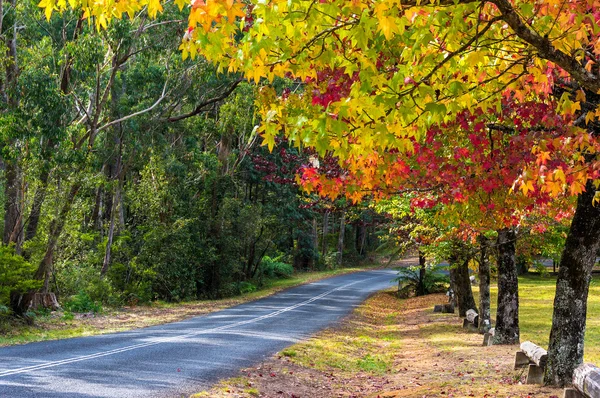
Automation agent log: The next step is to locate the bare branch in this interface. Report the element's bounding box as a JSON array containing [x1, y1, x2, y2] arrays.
[[97, 79, 169, 133]]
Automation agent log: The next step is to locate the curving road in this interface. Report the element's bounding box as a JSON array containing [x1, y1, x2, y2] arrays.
[[0, 269, 397, 398]]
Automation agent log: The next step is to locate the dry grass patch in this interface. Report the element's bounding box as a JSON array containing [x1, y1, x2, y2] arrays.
[[193, 291, 562, 398]]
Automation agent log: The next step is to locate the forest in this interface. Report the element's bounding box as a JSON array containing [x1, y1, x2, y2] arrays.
[[2, 0, 600, 392], [0, 2, 385, 316]]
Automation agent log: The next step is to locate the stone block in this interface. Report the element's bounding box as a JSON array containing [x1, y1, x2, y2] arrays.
[[514, 351, 530, 370], [442, 304, 454, 313], [526, 364, 544, 384], [483, 333, 493, 346], [563, 388, 585, 398]]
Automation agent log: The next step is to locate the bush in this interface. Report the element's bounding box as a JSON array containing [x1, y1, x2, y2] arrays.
[[394, 264, 449, 298], [238, 281, 257, 294], [64, 291, 102, 313], [532, 260, 550, 276], [0, 246, 41, 313], [261, 256, 294, 278], [0, 305, 9, 316]]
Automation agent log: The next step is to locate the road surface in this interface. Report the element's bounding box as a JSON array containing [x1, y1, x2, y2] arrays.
[[0, 269, 396, 397]]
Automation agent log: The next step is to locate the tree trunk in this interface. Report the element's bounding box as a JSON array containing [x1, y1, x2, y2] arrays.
[[337, 211, 345, 266], [416, 249, 426, 296], [448, 260, 459, 307], [25, 167, 50, 243], [478, 235, 492, 334], [91, 184, 103, 233], [312, 218, 319, 257], [321, 211, 329, 258], [2, 0, 22, 253], [449, 246, 477, 317], [493, 228, 520, 345], [456, 259, 477, 317], [11, 182, 81, 315], [545, 180, 600, 386], [357, 223, 367, 256], [3, 160, 23, 253], [101, 181, 121, 276]]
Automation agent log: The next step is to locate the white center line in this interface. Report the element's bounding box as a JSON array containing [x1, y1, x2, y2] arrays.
[[0, 277, 374, 378]]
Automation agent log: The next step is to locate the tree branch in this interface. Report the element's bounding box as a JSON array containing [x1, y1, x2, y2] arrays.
[[491, 0, 600, 94], [97, 79, 169, 133], [166, 78, 243, 123]]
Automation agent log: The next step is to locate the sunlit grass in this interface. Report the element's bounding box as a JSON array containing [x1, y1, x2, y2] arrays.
[[475, 273, 600, 363], [285, 291, 403, 375]]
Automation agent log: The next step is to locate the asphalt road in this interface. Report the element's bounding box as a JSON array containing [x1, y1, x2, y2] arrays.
[[0, 269, 397, 398]]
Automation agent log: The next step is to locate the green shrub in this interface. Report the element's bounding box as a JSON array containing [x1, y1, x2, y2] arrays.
[[324, 252, 340, 270], [62, 311, 74, 321], [532, 260, 549, 276], [261, 256, 293, 278], [64, 291, 102, 313], [238, 281, 257, 294], [0, 246, 41, 313], [394, 264, 449, 298]]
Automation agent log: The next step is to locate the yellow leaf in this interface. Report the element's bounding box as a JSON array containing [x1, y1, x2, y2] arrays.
[[179, 42, 189, 60], [594, 191, 600, 205], [520, 180, 534, 195], [546, 180, 563, 197], [147, 0, 163, 18], [570, 180, 586, 196], [379, 16, 399, 40], [39, 0, 54, 21], [175, 0, 186, 10], [586, 111, 596, 124], [554, 168, 566, 184]]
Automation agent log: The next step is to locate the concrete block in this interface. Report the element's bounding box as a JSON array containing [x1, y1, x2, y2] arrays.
[[514, 351, 530, 370], [483, 333, 493, 346], [442, 304, 455, 313], [526, 364, 544, 384], [563, 388, 585, 398]]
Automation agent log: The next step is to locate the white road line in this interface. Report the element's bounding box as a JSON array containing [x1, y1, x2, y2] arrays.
[[0, 276, 376, 378]]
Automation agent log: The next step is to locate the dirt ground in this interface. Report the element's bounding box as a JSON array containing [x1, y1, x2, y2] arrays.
[[193, 292, 563, 398]]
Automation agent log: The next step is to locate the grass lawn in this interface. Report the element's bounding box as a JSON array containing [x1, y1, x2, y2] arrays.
[[0, 264, 380, 347], [492, 273, 600, 363]]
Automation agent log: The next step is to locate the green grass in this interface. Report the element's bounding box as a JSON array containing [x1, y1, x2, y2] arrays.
[[0, 322, 93, 346], [282, 292, 402, 375], [477, 273, 600, 363]]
